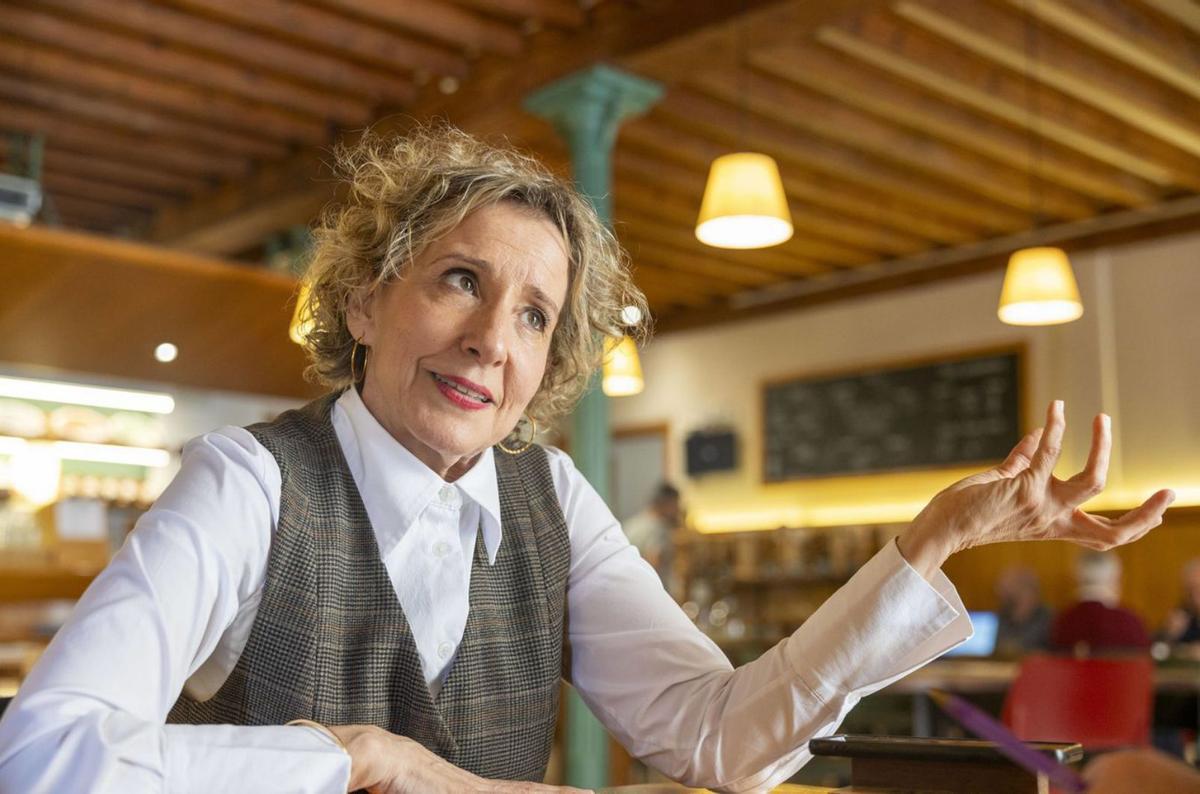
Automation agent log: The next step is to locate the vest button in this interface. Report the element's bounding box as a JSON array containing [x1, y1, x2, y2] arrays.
[[437, 641, 453, 660]]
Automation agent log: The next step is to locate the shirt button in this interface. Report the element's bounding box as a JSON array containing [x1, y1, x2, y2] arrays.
[[437, 641, 453, 660], [432, 541, 451, 558], [438, 485, 458, 506]]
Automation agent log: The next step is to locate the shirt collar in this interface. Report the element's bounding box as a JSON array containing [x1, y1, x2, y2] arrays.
[[332, 388, 503, 564]]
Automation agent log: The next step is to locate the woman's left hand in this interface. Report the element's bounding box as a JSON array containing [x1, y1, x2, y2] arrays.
[[898, 400, 1175, 578]]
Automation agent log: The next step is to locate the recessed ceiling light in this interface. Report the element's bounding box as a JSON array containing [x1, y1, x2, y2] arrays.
[[154, 342, 178, 363], [620, 305, 643, 325]]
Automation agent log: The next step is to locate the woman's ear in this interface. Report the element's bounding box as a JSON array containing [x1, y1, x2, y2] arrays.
[[345, 286, 376, 345]]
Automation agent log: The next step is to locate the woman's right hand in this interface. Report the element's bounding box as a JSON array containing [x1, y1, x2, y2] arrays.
[[330, 724, 593, 793], [897, 400, 1175, 579]]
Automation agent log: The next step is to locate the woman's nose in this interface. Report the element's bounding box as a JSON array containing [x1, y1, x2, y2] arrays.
[[461, 305, 508, 365]]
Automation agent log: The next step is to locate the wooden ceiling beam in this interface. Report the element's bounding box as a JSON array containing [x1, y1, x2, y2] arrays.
[[617, 214, 831, 278], [616, 125, 976, 246], [37, 149, 208, 197], [147, 0, 787, 253], [1015, 0, 1200, 105], [750, 46, 1158, 208], [690, 66, 1096, 220], [1140, 0, 1200, 36], [616, 233, 783, 289], [447, 0, 586, 29], [817, 15, 1200, 190], [616, 169, 926, 258], [0, 100, 248, 179], [33, 0, 413, 105], [895, 0, 1200, 160], [0, 35, 329, 145], [40, 173, 171, 211], [316, 0, 524, 56], [165, 0, 467, 77], [0, 3, 371, 124], [614, 183, 879, 268], [655, 89, 1027, 234], [0, 74, 288, 160], [50, 194, 151, 227], [628, 265, 724, 307]]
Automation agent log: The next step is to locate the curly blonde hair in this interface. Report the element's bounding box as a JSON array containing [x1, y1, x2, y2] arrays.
[[300, 123, 650, 431]]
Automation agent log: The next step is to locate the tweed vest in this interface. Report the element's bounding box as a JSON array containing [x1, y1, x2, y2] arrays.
[[168, 393, 571, 781]]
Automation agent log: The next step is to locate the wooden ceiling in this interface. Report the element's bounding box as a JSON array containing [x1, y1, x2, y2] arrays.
[[3, 0, 1200, 397]]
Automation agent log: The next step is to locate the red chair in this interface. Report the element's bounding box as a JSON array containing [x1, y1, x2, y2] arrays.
[[1001, 654, 1154, 749]]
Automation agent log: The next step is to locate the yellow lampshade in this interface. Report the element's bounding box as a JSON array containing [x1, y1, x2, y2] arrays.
[[289, 279, 315, 345], [998, 247, 1083, 326], [695, 152, 793, 249], [602, 336, 644, 397]]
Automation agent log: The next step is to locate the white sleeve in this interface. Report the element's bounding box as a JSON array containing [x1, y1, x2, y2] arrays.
[[545, 448, 971, 794], [0, 428, 351, 794]]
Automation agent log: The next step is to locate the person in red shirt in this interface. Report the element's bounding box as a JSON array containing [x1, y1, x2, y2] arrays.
[[1050, 551, 1149, 652]]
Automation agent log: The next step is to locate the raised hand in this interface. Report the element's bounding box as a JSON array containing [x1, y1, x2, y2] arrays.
[[330, 724, 593, 794], [898, 400, 1175, 578]]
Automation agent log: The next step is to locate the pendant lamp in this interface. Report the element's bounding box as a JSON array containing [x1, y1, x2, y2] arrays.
[[997, 246, 1082, 325], [694, 13, 792, 250], [602, 335, 644, 397], [999, 1, 1082, 326], [696, 152, 793, 249]]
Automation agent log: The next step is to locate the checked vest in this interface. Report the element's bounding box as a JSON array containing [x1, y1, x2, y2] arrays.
[[168, 392, 571, 781]]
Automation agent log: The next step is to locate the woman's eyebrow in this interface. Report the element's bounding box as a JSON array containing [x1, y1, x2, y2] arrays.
[[437, 253, 560, 315]]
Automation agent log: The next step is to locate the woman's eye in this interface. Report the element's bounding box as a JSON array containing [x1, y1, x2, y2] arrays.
[[523, 307, 548, 332], [446, 270, 477, 294]]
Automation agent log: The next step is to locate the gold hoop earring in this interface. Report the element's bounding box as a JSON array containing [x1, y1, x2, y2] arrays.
[[350, 339, 367, 384], [497, 416, 537, 455]]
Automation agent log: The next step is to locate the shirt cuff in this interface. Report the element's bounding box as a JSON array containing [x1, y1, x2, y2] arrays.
[[164, 724, 351, 794], [784, 538, 972, 706]]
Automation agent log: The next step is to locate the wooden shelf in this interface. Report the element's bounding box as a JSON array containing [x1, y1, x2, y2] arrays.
[[0, 565, 99, 603]]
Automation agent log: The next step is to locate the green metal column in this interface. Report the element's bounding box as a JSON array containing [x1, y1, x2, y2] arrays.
[[525, 65, 662, 789]]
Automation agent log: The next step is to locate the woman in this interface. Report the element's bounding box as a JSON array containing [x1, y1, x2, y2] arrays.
[[0, 126, 1175, 793]]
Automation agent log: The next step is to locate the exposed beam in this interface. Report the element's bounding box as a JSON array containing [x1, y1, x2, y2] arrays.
[[158, 186, 333, 257], [36, 149, 208, 196], [165, 0, 468, 77], [447, 0, 586, 29], [628, 265, 724, 306], [0, 100, 248, 179], [690, 66, 1096, 220], [40, 172, 172, 211], [0, 35, 329, 145], [616, 233, 783, 288], [316, 0, 524, 56], [616, 171, 927, 257], [750, 46, 1157, 208], [51, 194, 151, 226], [896, 0, 1200, 159], [618, 215, 830, 277], [656, 193, 1200, 333], [617, 125, 976, 245], [150, 0, 788, 251], [1014, 0, 1200, 105], [0, 74, 288, 160], [0, 3, 370, 123], [817, 16, 1200, 190], [655, 88, 1029, 234], [1141, 0, 1200, 36], [33, 0, 413, 104]]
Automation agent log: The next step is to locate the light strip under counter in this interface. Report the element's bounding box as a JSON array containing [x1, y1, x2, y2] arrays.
[[0, 376, 175, 414]]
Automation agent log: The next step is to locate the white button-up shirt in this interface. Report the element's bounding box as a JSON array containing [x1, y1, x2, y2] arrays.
[[0, 388, 972, 794]]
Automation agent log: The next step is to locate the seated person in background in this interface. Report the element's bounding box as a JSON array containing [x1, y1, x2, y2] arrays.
[[1084, 747, 1200, 793], [622, 482, 682, 579], [994, 565, 1053, 655], [1051, 550, 1149, 652], [1160, 558, 1200, 644]]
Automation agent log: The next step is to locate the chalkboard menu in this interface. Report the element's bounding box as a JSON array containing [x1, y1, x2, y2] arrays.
[[763, 349, 1022, 481]]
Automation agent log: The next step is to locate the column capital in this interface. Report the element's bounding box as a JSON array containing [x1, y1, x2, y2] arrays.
[[523, 64, 662, 131]]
